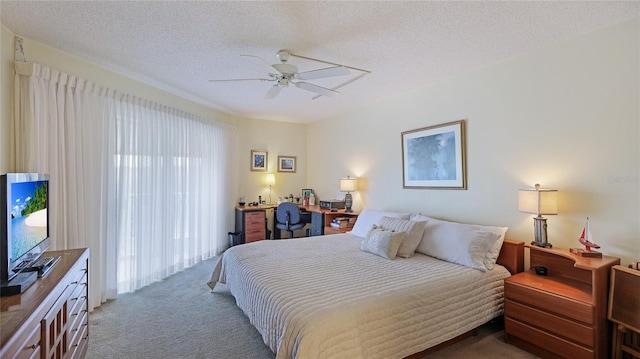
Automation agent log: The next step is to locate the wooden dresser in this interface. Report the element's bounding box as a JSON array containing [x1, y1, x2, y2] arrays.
[[1, 248, 90, 359], [504, 245, 620, 359]]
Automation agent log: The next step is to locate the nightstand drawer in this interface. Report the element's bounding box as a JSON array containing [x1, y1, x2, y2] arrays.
[[505, 299, 594, 347], [505, 281, 593, 325], [505, 317, 594, 359]]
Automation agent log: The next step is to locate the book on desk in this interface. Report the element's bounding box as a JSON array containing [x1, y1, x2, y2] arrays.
[[330, 217, 356, 229]]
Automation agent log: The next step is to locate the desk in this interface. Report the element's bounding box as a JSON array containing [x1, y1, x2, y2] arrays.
[[235, 205, 359, 241]]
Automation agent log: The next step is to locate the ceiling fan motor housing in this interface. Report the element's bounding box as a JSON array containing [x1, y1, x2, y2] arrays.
[[273, 63, 297, 76]]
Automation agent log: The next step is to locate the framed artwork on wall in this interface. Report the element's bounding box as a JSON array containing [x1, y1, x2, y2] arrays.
[[277, 156, 296, 173], [250, 150, 268, 172], [401, 119, 466, 189]]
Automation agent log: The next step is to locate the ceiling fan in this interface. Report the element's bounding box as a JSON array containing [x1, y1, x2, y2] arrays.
[[209, 50, 370, 100]]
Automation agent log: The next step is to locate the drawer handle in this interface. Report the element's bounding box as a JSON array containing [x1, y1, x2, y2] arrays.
[[28, 344, 36, 350], [71, 309, 88, 317]]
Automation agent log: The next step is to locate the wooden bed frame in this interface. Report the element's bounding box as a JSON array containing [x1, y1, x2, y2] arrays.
[[404, 238, 525, 359]]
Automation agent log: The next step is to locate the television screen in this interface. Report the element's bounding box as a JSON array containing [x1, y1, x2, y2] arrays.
[[1, 173, 50, 284], [10, 180, 48, 262]]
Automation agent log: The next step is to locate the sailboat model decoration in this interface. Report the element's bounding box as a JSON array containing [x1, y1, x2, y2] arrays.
[[570, 217, 603, 258]]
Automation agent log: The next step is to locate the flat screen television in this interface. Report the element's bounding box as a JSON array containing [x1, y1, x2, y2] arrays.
[[0, 173, 50, 285]]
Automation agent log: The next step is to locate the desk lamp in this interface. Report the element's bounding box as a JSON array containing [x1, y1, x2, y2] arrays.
[[519, 183, 558, 248], [340, 176, 356, 212], [266, 173, 275, 204]]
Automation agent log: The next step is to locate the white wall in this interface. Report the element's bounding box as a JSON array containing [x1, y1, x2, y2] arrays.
[[307, 18, 639, 266], [235, 118, 308, 205]]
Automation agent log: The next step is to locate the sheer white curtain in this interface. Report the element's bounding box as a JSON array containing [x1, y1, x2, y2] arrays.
[[14, 62, 117, 310], [13, 61, 237, 308], [114, 96, 237, 293]]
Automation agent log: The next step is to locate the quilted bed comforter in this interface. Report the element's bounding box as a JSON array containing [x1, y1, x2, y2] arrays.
[[208, 233, 510, 359]]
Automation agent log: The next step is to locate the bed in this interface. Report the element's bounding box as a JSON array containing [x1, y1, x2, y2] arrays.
[[208, 211, 524, 359]]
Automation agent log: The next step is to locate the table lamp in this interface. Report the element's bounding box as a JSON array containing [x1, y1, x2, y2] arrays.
[[266, 173, 275, 204], [519, 183, 558, 248], [340, 176, 356, 212]]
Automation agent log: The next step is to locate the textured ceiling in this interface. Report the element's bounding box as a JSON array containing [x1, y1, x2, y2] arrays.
[[1, 1, 638, 123]]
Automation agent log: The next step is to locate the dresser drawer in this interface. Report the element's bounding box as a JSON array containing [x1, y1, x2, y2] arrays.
[[245, 229, 265, 242], [1, 319, 41, 359], [244, 211, 265, 225], [505, 281, 593, 325], [505, 299, 594, 347], [506, 317, 594, 359]]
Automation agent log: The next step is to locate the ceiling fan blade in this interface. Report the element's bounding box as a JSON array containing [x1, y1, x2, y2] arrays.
[[294, 82, 339, 97], [208, 78, 272, 82], [297, 66, 350, 80], [264, 85, 282, 99], [240, 55, 282, 75]]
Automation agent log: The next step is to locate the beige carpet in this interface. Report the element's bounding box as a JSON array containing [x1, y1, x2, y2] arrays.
[[87, 257, 539, 359]]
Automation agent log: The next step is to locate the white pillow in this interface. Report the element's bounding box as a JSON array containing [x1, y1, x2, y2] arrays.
[[413, 215, 507, 270], [361, 225, 405, 259], [376, 216, 426, 258], [350, 209, 411, 238]]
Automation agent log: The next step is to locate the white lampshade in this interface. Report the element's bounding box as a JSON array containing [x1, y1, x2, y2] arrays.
[[518, 184, 558, 215], [265, 173, 275, 186], [340, 177, 355, 192]]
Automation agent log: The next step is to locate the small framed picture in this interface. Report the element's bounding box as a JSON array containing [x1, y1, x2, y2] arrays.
[[250, 150, 268, 172], [277, 155, 296, 173], [301, 188, 313, 202]]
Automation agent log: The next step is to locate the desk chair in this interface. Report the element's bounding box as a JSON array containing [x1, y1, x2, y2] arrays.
[[275, 202, 310, 239]]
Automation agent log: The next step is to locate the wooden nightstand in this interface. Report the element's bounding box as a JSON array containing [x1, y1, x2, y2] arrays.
[[504, 245, 620, 359]]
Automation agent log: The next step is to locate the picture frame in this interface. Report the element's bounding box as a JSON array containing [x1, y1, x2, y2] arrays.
[[277, 155, 297, 173], [401, 120, 466, 189], [250, 150, 268, 172], [301, 188, 313, 202]]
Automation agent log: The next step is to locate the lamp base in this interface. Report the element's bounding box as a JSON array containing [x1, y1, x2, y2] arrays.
[[531, 216, 552, 248], [344, 193, 353, 213], [531, 241, 553, 248]]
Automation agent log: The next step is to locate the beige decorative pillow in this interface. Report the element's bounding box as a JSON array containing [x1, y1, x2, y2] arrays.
[[376, 216, 426, 258], [361, 225, 405, 259], [350, 209, 411, 238]]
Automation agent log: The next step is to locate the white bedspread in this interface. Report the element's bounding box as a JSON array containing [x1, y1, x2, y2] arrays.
[[208, 233, 510, 359]]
